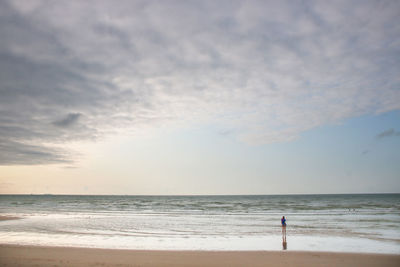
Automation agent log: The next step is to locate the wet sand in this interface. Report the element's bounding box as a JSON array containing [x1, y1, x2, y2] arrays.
[[0, 245, 399, 267], [0, 215, 20, 221]]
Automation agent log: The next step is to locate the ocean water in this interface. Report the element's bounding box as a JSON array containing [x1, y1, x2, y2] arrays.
[[0, 194, 399, 253]]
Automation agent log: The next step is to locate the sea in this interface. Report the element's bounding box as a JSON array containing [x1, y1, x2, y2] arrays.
[[0, 194, 399, 253]]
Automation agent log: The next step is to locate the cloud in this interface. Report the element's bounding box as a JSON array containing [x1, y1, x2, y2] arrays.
[[218, 129, 234, 136], [361, 150, 370, 155], [0, 0, 399, 165], [0, 140, 70, 165], [52, 113, 82, 128], [376, 128, 400, 139]]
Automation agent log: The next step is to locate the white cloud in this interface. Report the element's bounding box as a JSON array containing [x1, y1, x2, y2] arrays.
[[0, 0, 399, 164]]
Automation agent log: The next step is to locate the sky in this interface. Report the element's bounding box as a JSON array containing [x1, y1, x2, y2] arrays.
[[0, 0, 399, 195]]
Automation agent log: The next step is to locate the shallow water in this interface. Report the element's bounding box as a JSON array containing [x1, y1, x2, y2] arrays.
[[0, 194, 399, 253]]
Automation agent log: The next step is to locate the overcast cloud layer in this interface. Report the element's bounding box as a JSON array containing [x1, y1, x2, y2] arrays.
[[1, 0, 399, 165]]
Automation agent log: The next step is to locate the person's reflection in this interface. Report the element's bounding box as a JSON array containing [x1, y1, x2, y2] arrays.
[[282, 240, 287, 250]]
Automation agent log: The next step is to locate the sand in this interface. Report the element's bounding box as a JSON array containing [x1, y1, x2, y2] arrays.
[[0, 245, 399, 267], [0, 215, 21, 221]]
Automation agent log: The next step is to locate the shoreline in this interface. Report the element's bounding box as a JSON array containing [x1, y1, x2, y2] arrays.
[[1, 245, 399, 267]]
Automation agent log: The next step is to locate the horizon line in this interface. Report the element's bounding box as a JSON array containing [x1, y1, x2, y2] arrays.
[[0, 192, 399, 196]]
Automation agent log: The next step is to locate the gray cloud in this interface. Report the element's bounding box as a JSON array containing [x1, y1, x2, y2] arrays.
[[52, 113, 82, 128], [0, 0, 399, 165], [0, 140, 70, 165], [376, 128, 400, 139], [361, 150, 370, 155]]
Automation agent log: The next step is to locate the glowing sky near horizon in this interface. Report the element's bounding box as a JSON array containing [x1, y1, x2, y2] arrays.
[[0, 0, 399, 194]]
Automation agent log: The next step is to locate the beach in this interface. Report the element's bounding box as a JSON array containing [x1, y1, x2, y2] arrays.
[[0, 245, 399, 267], [2, 196, 399, 266], [1, 194, 399, 266], [1, 194, 400, 253]]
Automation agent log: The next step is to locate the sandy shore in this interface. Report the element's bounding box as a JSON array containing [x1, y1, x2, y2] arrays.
[[0, 215, 21, 221], [0, 245, 399, 267]]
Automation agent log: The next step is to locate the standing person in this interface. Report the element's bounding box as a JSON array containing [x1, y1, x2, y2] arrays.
[[281, 216, 287, 247]]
